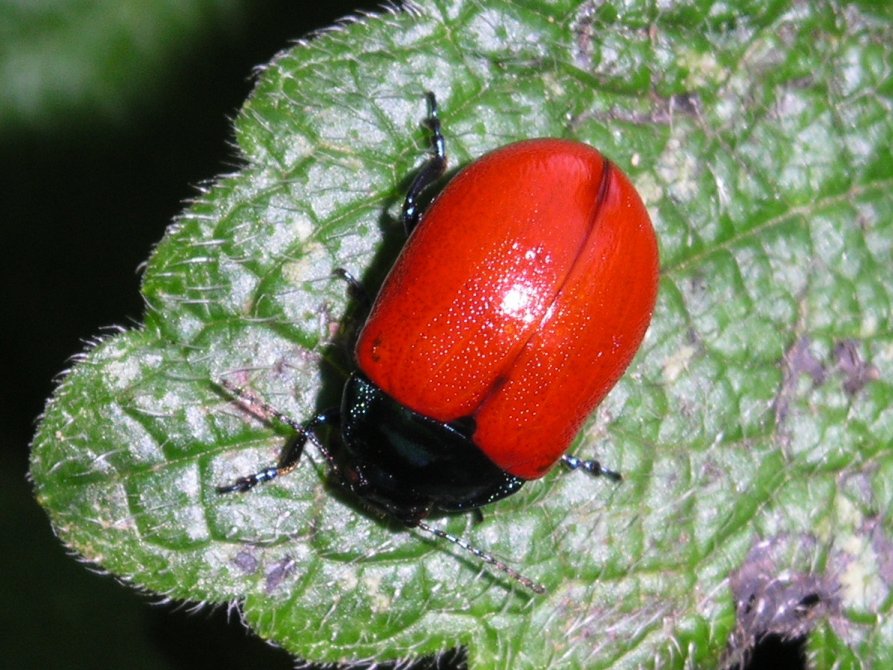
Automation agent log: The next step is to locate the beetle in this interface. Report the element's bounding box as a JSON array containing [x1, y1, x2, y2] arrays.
[[218, 93, 659, 592]]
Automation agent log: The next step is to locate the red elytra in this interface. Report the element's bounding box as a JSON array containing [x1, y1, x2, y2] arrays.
[[356, 138, 659, 479]]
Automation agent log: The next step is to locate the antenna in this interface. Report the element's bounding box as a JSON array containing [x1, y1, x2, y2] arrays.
[[416, 520, 546, 594]]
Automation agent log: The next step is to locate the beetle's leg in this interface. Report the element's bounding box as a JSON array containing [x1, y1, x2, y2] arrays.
[[561, 454, 622, 482], [215, 379, 340, 493], [332, 267, 372, 309], [216, 433, 306, 494], [330, 267, 372, 359], [401, 91, 447, 235]]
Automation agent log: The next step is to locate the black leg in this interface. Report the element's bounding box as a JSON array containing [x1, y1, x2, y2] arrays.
[[401, 92, 447, 235], [561, 454, 622, 482], [215, 436, 305, 494], [332, 267, 372, 309], [215, 379, 340, 493]]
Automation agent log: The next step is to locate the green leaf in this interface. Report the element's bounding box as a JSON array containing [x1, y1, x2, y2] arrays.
[[30, 0, 893, 667]]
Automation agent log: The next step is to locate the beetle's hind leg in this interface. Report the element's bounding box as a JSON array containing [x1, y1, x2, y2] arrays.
[[560, 453, 622, 482]]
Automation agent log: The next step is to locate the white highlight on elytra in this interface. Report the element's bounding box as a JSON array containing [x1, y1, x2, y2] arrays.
[[499, 282, 539, 324]]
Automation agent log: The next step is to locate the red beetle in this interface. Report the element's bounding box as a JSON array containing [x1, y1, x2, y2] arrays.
[[219, 94, 659, 590]]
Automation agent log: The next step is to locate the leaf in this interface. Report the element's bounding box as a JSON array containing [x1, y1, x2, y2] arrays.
[[30, 0, 893, 668]]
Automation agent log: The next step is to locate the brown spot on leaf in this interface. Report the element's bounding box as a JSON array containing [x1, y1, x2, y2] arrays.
[[832, 339, 880, 396], [724, 537, 841, 669], [265, 555, 296, 594], [773, 336, 825, 427]]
